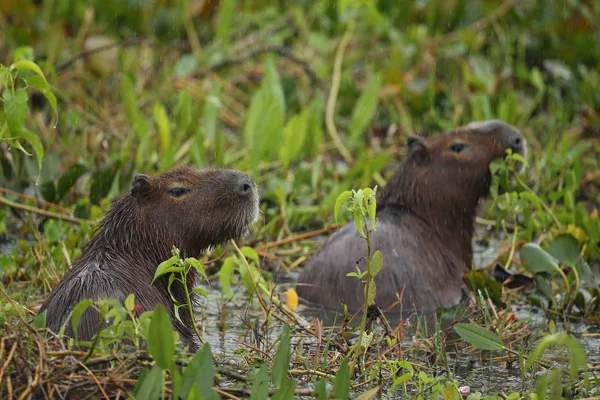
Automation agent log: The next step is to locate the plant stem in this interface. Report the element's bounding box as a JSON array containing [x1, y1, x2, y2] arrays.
[[181, 264, 204, 345], [350, 217, 372, 374]]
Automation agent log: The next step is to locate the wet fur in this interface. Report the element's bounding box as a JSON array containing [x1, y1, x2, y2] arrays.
[[297, 120, 526, 312], [40, 166, 259, 351]]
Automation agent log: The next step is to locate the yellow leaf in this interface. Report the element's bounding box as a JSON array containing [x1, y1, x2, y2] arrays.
[[286, 289, 299, 311]]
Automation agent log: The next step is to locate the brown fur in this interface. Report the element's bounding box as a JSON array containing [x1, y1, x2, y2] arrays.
[[297, 120, 526, 312], [40, 166, 260, 350]]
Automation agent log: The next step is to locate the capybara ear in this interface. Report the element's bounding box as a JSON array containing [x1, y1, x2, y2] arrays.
[[407, 136, 429, 165], [131, 174, 152, 200]]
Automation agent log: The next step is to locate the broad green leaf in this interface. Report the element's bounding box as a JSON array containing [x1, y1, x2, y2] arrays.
[[4, 88, 28, 136], [243, 57, 285, 164], [147, 304, 175, 370], [135, 365, 164, 400], [391, 361, 414, 388], [333, 358, 350, 400], [56, 164, 87, 200], [575, 256, 595, 285], [192, 287, 207, 298], [71, 299, 94, 340], [181, 343, 215, 400], [215, 0, 234, 42], [280, 109, 309, 168], [462, 269, 504, 308], [366, 279, 376, 306], [313, 379, 327, 400], [32, 310, 47, 329], [349, 72, 382, 141], [125, 294, 135, 312], [153, 255, 183, 282], [520, 243, 560, 274], [442, 386, 462, 400], [454, 323, 505, 351], [334, 191, 352, 223], [546, 234, 580, 266], [219, 257, 236, 299], [249, 365, 269, 400], [370, 250, 383, 276], [366, 192, 377, 228], [525, 332, 587, 382], [241, 246, 260, 264], [186, 258, 208, 283], [12, 60, 58, 117], [271, 378, 297, 400], [20, 129, 44, 176], [272, 325, 291, 387], [354, 207, 365, 238]]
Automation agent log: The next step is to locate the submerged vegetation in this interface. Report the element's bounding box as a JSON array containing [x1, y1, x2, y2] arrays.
[[1, 0, 600, 398]]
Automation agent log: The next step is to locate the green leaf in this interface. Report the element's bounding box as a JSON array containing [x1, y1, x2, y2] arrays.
[[125, 294, 135, 312], [147, 304, 175, 370], [525, 332, 587, 382], [313, 379, 327, 400], [135, 365, 164, 400], [243, 57, 285, 164], [370, 250, 383, 276], [24, 75, 58, 118], [56, 164, 87, 200], [546, 234, 580, 266], [219, 257, 236, 299], [181, 343, 216, 400], [241, 246, 260, 264], [271, 378, 297, 400], [520, 243, 560, 274], [280, 109, 309, 168], [70, 299, 94, 340], [186, 258, 208, 283], [32, 310, 47, 329], [272, 325, 291, 387], [462, 270, 504, 308], [334, 191, 352, 224], [354, 387, 381, 400], [366, 279, 376, 306], [349, 73, 382, 141], [215, 0, 234, 42], [333, 358, 350, 400], [354, 207, 365, 238], [19, 129, 44, 176], [11, 60, 58, 117], [453, 323, 505, 351], [4, 88, 28, 136], [249, 365, 269, 400], [366, 191, 377, 229], [391, 361, 414, 388], [153, 101, 172, 169], [153, 255, 183, 282]]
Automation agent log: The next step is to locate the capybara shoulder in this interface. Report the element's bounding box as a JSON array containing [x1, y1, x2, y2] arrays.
[[297, 120, 526, 312], [40, 166, 260, 350]]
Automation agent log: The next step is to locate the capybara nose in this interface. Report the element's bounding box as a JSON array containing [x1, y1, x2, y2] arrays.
[[236, 178, 255, 197], [511, 136, 523, 153]]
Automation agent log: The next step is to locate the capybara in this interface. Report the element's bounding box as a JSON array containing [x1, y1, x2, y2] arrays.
[[297, 120, 526, 312], [40, 166, 260, 350]]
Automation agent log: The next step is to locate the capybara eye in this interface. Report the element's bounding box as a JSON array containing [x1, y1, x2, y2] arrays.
[[168, 187, 191, 197], [449, 143, 468, 153]]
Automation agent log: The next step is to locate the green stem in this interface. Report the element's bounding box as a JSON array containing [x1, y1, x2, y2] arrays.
[[181, 265, 204, 345], [350, 217, 372, 374]]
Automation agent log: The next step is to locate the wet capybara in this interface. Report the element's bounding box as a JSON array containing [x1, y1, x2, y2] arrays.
[[297, 120, 526, 312], [40, 166, 260, 350]]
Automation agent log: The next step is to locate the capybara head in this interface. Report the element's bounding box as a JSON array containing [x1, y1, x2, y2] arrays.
[[40, 166, 260, 349], [100, 166, 260, 257], [379, 120, 526, 223]]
